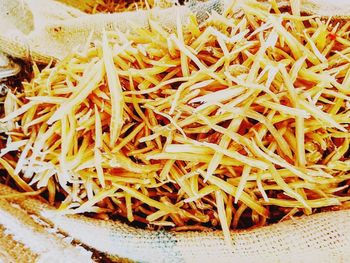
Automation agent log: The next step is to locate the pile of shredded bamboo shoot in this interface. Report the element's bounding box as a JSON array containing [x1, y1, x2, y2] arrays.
[[86, 0, 151, 13], [80, 0, 172, 14], [1, 0, 350, 243]]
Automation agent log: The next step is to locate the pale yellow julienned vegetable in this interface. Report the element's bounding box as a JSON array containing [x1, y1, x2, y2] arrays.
[[1, 0, 350, 239]]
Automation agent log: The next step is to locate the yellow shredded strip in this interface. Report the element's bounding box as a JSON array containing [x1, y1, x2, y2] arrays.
[[94, 105, 105, 187], [0, 158, 33, 192], [0, 188, 45, 199], [102, 31, 125, 147], [215, 190, 232, 246]]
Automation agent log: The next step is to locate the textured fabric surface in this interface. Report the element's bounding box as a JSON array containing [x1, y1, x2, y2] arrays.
[[1, 184, 350, 263], [0, 226, 38, 263], [0, 0, 223, 63], [2, 0, 350, 64], [0, 192, 93, 262]]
